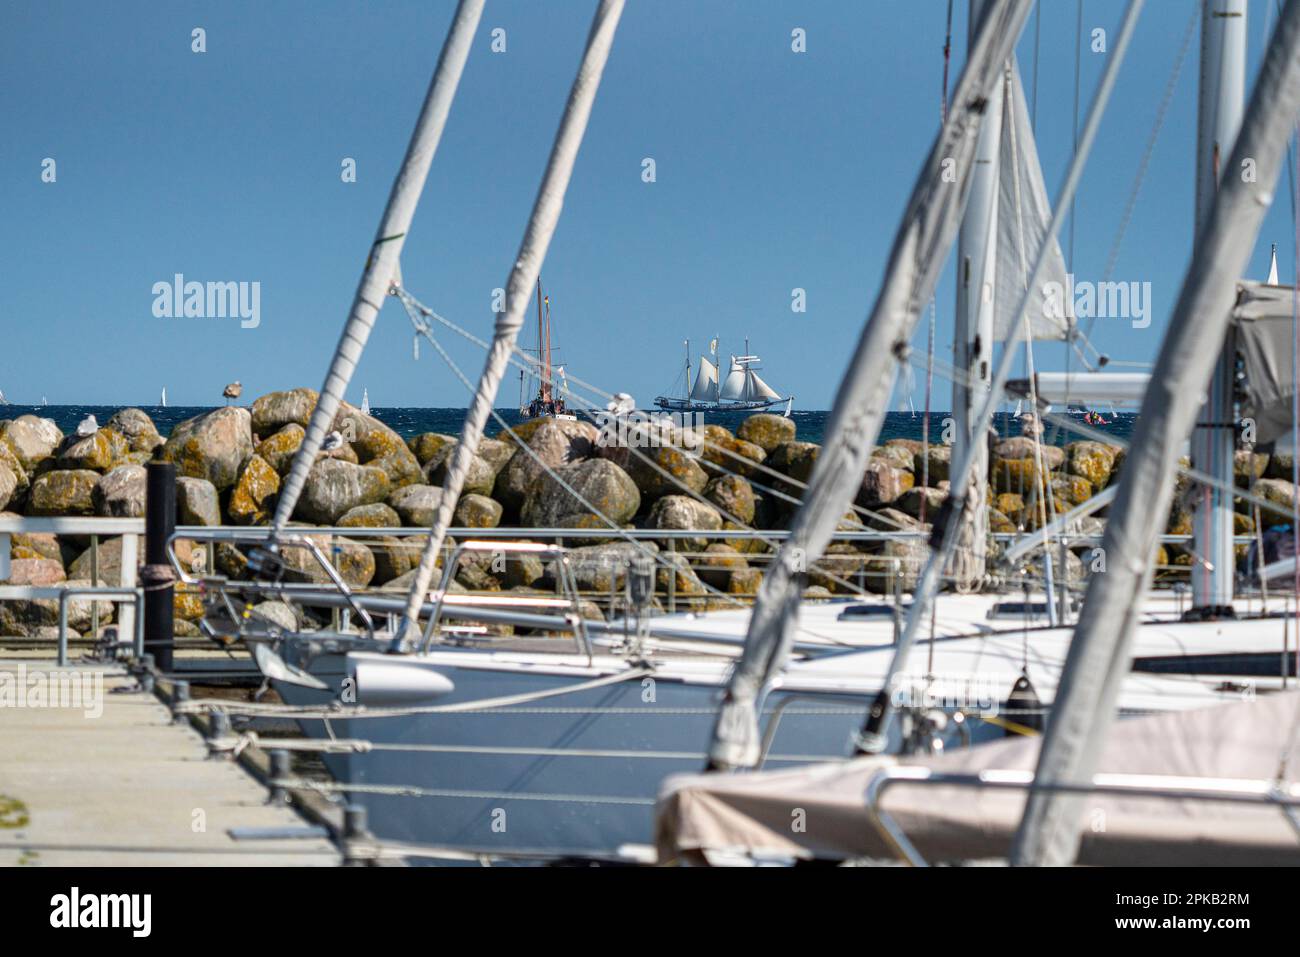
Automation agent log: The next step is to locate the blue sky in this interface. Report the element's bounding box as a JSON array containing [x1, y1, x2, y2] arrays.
[[1, 0, 1294, 409]]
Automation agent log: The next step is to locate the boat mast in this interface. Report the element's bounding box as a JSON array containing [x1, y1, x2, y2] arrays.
[[703, 0, 1037, 772], [1191, 0, 1246, 615], [1013, 0, 1300, 866], [684, 339, 691, 401], [951, 0, 1003, 590], [544, 290, 554, 404], [396, 0, 627, 646], [271, 0, 485, 535], [536, 277, 548, 405]]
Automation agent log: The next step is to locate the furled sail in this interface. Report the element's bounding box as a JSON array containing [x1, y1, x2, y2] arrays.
[[1233, 280, 1297, 443], [719, 360, 747, 400], [690, 356, 719, 400], [994, 60, 1074, 342]]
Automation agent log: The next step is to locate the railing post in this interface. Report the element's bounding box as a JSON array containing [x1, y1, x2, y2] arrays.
[[144, 460, 177, 673]]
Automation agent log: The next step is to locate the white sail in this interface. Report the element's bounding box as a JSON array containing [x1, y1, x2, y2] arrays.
[[747, 370, 781, 401], [689, 356, 719, 401], [994, 59, 1073, 342], [718, 359, 747, 400], [361, 388, 371, 415], [160, 387, 167, 407]]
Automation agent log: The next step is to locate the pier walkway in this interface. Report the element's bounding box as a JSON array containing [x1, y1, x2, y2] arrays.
[[0, 660, 339, 866]]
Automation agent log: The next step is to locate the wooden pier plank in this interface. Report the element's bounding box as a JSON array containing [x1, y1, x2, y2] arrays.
[[0, 661, 339, 866]]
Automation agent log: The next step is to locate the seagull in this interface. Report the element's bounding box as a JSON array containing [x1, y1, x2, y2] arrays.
[[75, 414, 98, 437], [606, 392, 636, 416], [321, 430, 345, 451], [222, 381, 242, 405]]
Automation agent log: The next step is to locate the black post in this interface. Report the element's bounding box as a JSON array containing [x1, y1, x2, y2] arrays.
[[144, 460, 176, 673]]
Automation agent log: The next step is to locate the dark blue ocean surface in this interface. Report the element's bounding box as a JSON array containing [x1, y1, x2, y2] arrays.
[[2, 406, 1137, 448]]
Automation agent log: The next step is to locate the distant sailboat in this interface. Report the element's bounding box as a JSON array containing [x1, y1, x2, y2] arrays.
[[0, 390, 8, 406], [160, 387, 167, 408], [655, 338, 792, 412], [41, 396, 48, 407], [361, 388, 370, 415]]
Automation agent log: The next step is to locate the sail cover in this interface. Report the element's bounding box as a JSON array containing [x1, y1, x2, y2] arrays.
[[690, 356, 719, 401], [659, 691, 1300, 866], [719, 360, 747, 400], [994, 60, 1073, 342], [1233, 280, 1298, 444]]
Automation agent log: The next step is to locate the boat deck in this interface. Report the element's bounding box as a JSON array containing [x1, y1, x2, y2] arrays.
[[0, 660, 339, 866]]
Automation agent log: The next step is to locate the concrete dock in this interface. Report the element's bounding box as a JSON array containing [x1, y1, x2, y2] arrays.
[[0, 660, 339, 866]]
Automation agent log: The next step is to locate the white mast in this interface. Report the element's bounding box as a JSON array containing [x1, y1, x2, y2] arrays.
[[1013, 0, 1300, 866], [397, 0, 627, 644], [270, 0, 485, 533], [704, 0, 1037, 772], [1191, 0, 1247, 614], [950, 0, 1003, 590]]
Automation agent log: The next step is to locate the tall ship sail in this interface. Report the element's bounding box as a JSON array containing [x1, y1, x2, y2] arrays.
[[655, 338, 791, 413], [519, 277, 574, 420]]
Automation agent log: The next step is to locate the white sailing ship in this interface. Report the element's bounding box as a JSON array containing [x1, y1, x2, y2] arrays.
[[655, 339, 791, 413]]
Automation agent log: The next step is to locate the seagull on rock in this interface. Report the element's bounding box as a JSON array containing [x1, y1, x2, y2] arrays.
[[75, 414, 98, 437], [321, 430, 345, 452], [223, 381, 242, 405]]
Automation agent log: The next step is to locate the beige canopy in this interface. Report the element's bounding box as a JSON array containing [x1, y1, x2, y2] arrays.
[[657, 691, 1300, 866]]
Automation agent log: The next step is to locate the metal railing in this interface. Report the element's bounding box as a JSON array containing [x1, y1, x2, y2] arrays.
[[0, 516, 145, 662]]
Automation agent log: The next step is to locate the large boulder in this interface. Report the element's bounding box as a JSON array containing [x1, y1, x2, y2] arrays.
[[767, 441, 820, 485], [162, 407, 254, 491], [704, 474, 756, 525], [57, 428, 124, 472], [69, 536, 140, 585], [554, 542, 658, 592], [0, 462, 17, 512], [254, 423, 305, 474], [0, 415, 62, 471], [423, 446, 500, 497], [370, 535, 420, 585], [991, 457, 1050, 496], [871, 445, 915, 471], [387, 484, 445, 527], [697, 543, 748, 590], [338, 502, 401, 528], [737, 413, 796, 452], [521, 458, 640, 528], [280, 532, 375, 588], [0, 442, 29, 500], [251, 387, 319, 436], [1, 510, 60, 563], [227, 454, 281, 525], [696, 425, 766, 477], [619, 445, 709, 501], [295, 459, 390, 524], [2, 556, 66, 586], [106, 408, 164, 454], [913, 445, 951, 484], [995, 437, 1065, 470], [646, 494, 722, 550], [93, 464, 147, 518], [409, 432, 457, 466], [175, 476, 221, 526], [369, 449, 423, 489], [858, 459, 915, 507], [28, 470, 99, 516], [0, 579, 114, 636], [496, 419, 601, 512], [895, 486, 946, 520], [1065, 441, 1119, 493], [454, 493, 503, 528]]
